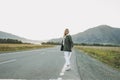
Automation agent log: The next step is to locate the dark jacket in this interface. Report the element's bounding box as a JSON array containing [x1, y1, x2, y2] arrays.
[[63, 35, 73, 52]]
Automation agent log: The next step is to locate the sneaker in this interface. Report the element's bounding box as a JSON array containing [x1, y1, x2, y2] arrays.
[[65, 65, 71, 71]]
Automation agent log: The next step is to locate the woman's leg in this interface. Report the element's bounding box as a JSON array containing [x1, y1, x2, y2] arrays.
[[64, 51, 70, 66]]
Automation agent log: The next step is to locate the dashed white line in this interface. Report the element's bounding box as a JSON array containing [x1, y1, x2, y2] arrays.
[[0, 59, 16, 65], [57, 77, 62, 80]]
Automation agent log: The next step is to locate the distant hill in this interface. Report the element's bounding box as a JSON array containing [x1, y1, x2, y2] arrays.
[[0, 31, 41, 44], [49, 25, 120, 44]]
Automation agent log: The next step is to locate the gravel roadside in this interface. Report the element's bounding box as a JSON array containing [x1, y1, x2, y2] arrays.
[[75, 49, 120, 80]]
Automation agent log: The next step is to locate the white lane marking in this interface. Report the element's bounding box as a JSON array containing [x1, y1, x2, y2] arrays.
[[57, 77, 62, 80], [0, 59, 16, 65]]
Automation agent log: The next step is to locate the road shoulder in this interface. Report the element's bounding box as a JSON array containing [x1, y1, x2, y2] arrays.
[[75, 49, 120, 80]]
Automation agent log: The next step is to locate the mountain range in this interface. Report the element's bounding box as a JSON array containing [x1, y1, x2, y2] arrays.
[[0, 31, 41, 44], [0, 25, 120, 44], [49, 25, 120, 44]]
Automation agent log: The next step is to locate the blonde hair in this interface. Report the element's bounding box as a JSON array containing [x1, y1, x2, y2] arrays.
[[63, 28, 69, 37]]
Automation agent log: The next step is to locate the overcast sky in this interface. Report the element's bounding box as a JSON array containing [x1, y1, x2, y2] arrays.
[[0, 0, 120, 40]]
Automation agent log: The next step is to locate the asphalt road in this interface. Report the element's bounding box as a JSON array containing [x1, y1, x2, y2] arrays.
[[0, 46, 80, 80], [0, 46, 120, 80], [75, 49, 120, 80]]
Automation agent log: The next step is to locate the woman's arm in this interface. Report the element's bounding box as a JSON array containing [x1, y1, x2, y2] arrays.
[[68, 35, 74, 48]]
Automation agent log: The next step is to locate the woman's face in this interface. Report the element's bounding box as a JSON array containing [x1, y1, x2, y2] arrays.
[[65, 29, 69, 35]]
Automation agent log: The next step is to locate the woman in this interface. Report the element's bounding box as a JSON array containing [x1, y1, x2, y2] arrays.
[[61, 28, 73, 71]]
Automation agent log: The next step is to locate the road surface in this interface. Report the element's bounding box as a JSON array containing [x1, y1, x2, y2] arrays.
[[75, 49, 120, 80], [0, 46, 120, 80], [0, 46, 80, 80]]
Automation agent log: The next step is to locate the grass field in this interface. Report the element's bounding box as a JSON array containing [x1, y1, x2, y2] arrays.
[[0, 44, 54, 53], [75, 46, 120, 70]]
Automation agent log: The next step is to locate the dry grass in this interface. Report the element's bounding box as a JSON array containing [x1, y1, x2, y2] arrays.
[[75, 46, 120, 70], [0, 44, 54, 53]]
